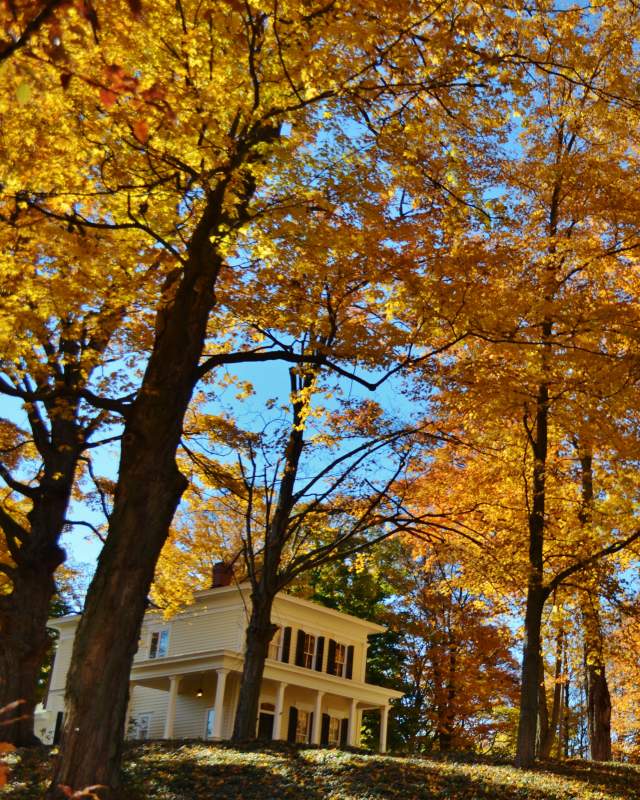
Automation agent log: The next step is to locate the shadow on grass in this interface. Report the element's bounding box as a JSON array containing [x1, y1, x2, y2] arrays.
[[536, 758, 640, 799], [6, 742, 640, 800]]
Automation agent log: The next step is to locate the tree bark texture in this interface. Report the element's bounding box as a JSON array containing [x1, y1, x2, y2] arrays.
[[586, 660, 611, 761], [576, 447, 612, 762], [45, 122, 277, 796], [538, 624, 564, 759], [516, 378, 550, 768], [232, 592, 277, 741], [0, 564, 58, 745], [516, 585, 546, 767], [0, 446, 76, 745], [46, 202, 234, 797], [536, 650, 549, 758]]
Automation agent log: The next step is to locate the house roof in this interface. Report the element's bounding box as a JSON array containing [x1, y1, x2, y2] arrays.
[[196, 582, 387, 634], [48, 582, 387, 635]]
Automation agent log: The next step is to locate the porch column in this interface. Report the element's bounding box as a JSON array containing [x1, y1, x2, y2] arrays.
[[273, 681, 288, 740], [164, 675, 181, 739], [379, 704, 389, 754], [212, 668, 229, 740], [311, 690, 324, 744], [348, 698, 358, 747]]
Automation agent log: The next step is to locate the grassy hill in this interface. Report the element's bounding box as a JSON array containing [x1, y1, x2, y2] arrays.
[[5, 742, 640, 799]]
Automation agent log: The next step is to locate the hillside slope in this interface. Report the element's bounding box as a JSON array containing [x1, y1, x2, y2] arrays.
[[5, 742, 640, 799]]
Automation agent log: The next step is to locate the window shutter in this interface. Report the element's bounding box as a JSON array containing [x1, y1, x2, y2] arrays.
[[326, 639, 336, 675], [53, 712, 64, 745], [295, 630, 305, 667], [315, 636, 325, 671], [320, 713, 330, 746], [340, 717, 349, 747], [287, 707, 298, 743], [149, 632, 158, 659], [345, 645, 354, 679], [281, 626, 292, 663], [308, 712, 314, 744]]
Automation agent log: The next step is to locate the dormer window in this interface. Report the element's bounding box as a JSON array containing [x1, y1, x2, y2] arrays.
[[149, 629, 169, 659]]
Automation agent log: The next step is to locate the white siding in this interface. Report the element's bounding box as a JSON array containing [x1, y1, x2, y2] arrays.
[[169, 607, 244, 656], [127, 686, 168, 740], [174, 694, 208, 739]]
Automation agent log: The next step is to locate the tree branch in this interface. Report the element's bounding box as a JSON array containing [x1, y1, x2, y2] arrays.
[[545, 529, 640, 597], [0, 0, 65, 62]]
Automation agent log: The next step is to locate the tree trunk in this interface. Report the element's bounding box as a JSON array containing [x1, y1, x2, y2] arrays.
[[232, 592, 277, 741], [0, 565, 58, 745], [558, 669, 570, 758], [586, 662, 611, 760], [438, 644, 456, 752], [576, 446, 612, 762], [539, 624, 564, 759], [0, 452, 73, 746], [516, 379, 550, 768], [46, 211, 229, 798], [232, 365, 312, 742], [516, 585, 546, 767], [536, 650, 549, 758]]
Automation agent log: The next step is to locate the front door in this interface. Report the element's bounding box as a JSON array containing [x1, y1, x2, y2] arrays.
[[257, 712, 274, 740]]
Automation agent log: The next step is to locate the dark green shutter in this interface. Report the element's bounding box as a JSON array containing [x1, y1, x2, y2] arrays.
[[281, 626, 292, 663], [308, 712, 314, 744], [345, 645, 354, 679], [321, 713, 330, 746], [340, 717, 349, 747], [295, 629, 305, 666], [287, 706, 298, 743], [315, 636, 325, 671], [326, 639, 336, 675]]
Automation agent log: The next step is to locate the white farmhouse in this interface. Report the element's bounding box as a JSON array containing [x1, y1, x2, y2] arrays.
[[38, 569, 402, 751]]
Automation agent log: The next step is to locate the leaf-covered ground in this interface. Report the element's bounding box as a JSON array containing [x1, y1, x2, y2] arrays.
[[5, 741, 640, 799]]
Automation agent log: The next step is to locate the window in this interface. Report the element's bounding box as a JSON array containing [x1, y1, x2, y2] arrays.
[[327, 640, 354, 678], [295, 710, 310, 744], [135, 713, 151, 740], [334, 644, 346, 677], [302, 634, 316, 669], [268, 627, 281, 660], [149, 629, 169, 659], [205, 708, 215, 740], [327, 717, 341, 747]]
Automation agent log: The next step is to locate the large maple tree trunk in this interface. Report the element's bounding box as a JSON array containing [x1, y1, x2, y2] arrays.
[[575, 448, 612, 762], [232, 591, 277, 741], [586, 661, 611, 761], [0, 566, 58, 745], [538, 625, 564, 759], [46, 210, 228, 798], [516, 585, 546, 767], [515, 380, 549, 768], [0, 454, 74, 746], [536, 650, 549, 757]]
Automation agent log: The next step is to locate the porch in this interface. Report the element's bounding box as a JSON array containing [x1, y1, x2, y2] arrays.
[[127, 659, 393, 751]]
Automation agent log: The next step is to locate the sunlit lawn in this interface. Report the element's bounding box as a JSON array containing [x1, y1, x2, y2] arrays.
[[6, 741, 640, 799]]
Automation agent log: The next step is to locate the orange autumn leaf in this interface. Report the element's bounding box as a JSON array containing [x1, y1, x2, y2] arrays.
[[132, 119, 149, 144]]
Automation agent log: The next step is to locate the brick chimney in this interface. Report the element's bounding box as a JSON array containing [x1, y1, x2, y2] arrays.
[[211, 561, 234, 588]]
